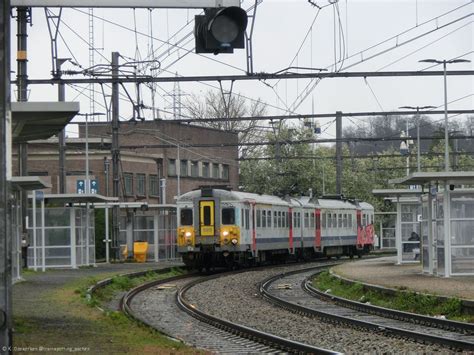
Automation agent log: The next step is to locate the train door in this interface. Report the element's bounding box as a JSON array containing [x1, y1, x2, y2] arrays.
[[199, 200, 215, 236], [251, 203, 257, 254], [315, 209, 321, 250], [288, 207, 294, 253], [356, 209, 363, 247]]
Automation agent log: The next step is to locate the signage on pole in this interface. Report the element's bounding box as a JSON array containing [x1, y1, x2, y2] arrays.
[[35, 190, 44, 202], [90, 180, 99, 194], [77, 179, 85, 194]]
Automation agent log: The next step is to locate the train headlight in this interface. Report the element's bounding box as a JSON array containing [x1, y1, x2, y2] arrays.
[[231, 238, 238, 245], [185, 231, 192, 238], [222, 230, 229, 237]]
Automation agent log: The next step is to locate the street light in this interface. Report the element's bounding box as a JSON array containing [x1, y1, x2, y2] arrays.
[[399, 105, 436, 172], [77, 112, 105, 193], [419, 58, 471, 171]]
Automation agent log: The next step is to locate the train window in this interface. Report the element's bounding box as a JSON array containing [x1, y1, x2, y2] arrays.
[[304, 212, 309, 228], [337, 214, 342, 228], [203, 206, 212, 225], [343, 214, 347, 228], [293, 212, 297, 228], [362, 214, 366, 226], [297, 212, 301, 228], [278, 211, 282, 228], [262, 210, 267, 228], [322, 213, 326, 228], [256, 210, 261, 228], [180, 208, 193, 226], [222, 208, 235, 225], [267, 210, 272, 228], [241, 209, 245, 227], [310, 212, 315, 228], [274, 211, 278, 228], [327, 213, 331, 229]]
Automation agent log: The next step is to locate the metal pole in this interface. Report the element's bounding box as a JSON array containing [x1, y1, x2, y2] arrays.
[[32, 193, 36, 271], [335, 111, 342, 195], [17, 7, 29, 253], [85, 113, 89, 193], [58, 64, 66, 193], [177, 143, 180, 198], [0, 0, 12, 347], [41, 198, 45, 272], [111, 52, 120, 260], [406, 116, 410, 176], [443, 60, 449, 172], [417, 109, 421, 172], [104, 158, 109, 263]]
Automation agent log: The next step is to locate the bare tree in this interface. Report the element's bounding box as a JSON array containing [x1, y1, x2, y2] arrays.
[[185, 90, 267, 156]]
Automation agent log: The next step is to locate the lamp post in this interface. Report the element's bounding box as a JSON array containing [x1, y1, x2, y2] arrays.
[[77, 112, 105, 193], [76, 112, 105, 266], [419, 58, 471, 171], [399, 106, 436, 172]]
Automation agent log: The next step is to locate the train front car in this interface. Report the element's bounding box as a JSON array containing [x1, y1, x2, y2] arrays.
[[177, 188, 246, 269]]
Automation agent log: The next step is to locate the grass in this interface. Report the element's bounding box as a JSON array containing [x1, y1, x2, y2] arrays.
[[14, 266, 198, 354], [313, 271, 471, 322]]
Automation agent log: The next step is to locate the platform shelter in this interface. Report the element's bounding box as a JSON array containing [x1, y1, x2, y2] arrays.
[[11, 177, 51, 281], [390, 172, 474, 277], [116, 204, 178, 262], [26, 193, 117, 270], [373, 189, 423, 265]]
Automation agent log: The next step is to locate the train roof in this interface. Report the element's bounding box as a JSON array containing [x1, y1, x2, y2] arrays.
[[177, 189, 289, 206], [177, 189, 374, 211]]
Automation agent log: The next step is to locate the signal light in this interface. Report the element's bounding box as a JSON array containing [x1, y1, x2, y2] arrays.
[[195, 7, 248, 55]]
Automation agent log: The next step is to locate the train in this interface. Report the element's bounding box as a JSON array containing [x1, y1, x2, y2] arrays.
[[177, 187, 375, 269]]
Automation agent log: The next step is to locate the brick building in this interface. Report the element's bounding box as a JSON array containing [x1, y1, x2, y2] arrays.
[[13, 120, 239, 204]]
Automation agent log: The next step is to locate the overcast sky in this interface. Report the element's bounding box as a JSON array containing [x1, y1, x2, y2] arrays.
[[11, 0, 473, 139]]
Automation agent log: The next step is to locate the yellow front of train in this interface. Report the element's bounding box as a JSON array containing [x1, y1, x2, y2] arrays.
[[177, 189, 242, 269]]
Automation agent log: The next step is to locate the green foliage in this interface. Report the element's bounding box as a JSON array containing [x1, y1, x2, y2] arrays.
[[313, 271, 468, 321], [239, 118, 474, 210]]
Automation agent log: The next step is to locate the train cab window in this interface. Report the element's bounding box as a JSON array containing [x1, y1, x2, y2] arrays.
[[203, 206, 212, 225], [256, 210, 261, 228], [180, 208, 193, 226], [262, 210, 267, 228], [222, 208, 235, 225], [267, 210, 272, 228]]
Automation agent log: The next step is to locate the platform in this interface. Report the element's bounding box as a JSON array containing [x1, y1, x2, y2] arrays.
[[333, 256, 474, 300]]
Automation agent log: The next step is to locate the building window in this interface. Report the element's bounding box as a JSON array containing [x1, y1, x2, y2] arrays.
[[124, 173, 133, 195], [202, 162, 210, 178], [191, 161, 199, 177], [149, 175, 159, 196], [180, 160, 188, 177], [137, 174, 146, 196], [168, 159, 176, 176], [222, 164, 229, 180], [212, 163, 219, 179]]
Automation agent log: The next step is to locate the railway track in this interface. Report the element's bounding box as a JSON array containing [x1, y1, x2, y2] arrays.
[[260, 266, 474, 351], [122, 268, 338, 354]]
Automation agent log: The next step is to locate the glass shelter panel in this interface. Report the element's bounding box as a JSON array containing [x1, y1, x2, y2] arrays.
[[401, 203, 421, 263]]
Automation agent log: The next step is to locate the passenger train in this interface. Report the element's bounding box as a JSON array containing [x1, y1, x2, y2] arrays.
[[177, 187, 375, 269]]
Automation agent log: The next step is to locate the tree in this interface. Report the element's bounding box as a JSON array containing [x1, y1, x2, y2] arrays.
[[185, 90, 267, 156]]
